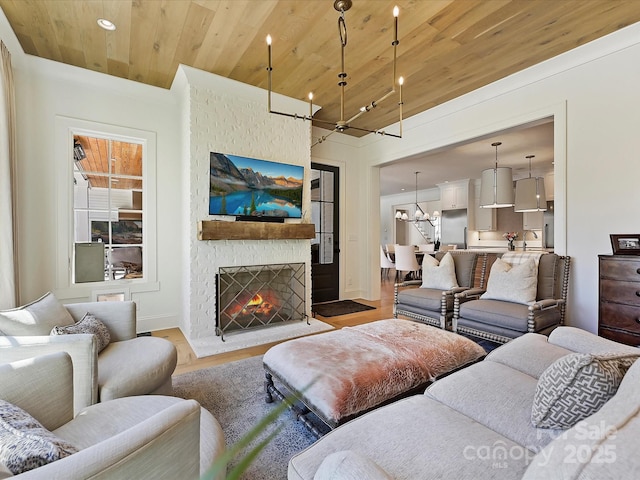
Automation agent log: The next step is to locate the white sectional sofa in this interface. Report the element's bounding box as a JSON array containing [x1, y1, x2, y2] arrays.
[[288, 327, 640, 479]]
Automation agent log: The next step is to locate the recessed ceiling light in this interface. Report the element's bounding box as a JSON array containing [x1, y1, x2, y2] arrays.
[[97, 18, 116, 31]]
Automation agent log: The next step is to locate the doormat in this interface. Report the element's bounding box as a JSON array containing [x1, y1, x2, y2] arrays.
[[312, 300, 376, 317]]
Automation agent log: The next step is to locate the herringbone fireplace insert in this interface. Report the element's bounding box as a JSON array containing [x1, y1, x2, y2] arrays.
[[216, 263, 306, 340]]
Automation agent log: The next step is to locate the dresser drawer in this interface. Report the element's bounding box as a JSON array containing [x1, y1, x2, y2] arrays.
[[599, 302, 640, 333], [599, 257, 640, 282], [599, 279, 640, 306], [599, 326, 640, 347]]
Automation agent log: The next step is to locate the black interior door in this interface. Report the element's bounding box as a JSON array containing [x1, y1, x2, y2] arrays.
[[311, 163, 340, 304]]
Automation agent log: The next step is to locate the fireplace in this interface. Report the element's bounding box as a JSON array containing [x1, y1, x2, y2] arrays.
[[216, 263, 307, 340]]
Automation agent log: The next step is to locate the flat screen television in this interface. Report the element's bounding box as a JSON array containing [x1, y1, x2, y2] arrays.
[[209, 152, 304, 220]]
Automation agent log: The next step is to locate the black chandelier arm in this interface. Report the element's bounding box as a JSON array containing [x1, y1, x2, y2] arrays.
[[311, 118, 340, 127], [268, 109, 313, 122], [311, 129, 337, 148], [356, 127, 402, 138], [345, 88, 396, 125]]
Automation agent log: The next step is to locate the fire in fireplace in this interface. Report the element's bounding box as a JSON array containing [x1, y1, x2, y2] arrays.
[[216, 263, 306, 340]]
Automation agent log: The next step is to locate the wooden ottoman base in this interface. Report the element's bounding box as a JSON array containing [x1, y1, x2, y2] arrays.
[[262, 318, 486, 437]]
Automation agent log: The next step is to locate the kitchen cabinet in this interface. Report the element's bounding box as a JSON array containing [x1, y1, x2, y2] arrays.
[[438, 180, 469, 210], [475, 203, 496, 231], [599, 255, 640, 346], [522, 211, 543, 230]]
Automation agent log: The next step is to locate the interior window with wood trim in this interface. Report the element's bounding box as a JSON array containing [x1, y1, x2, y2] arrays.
[[73, 135, 144, 283]]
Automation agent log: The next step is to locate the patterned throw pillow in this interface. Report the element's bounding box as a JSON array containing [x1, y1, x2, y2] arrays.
[[0, 400, 78, 474], [421, 252, 459, 290], [0, 292, 74, 336], [532, 352, 639, 429], [51, 313, 111, 353], [480, 257, 537, 305]]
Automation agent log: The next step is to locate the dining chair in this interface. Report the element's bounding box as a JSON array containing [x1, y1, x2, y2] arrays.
[[417, 244, 435, 252], [380, 245, 395, 279], [394, 244, 420, 282]]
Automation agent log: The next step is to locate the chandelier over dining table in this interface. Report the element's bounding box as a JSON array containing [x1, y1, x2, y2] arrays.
[[266, 0, 405, 146], [395, 171, 440, 227]]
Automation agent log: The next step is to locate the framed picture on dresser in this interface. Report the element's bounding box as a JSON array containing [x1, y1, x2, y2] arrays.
[[610, 234, 640, 255]]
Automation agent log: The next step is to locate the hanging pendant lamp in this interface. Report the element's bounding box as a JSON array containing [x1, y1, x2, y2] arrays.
[[514, 154, 547, 212], [479, 141, 514, 208]]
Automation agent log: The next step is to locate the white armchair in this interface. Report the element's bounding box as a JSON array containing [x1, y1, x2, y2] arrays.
[[0, 293, 177, 414], [0, 352, 225, 479]]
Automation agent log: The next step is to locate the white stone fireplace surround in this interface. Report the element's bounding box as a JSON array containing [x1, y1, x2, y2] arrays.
[[175, 66, 316, 356]]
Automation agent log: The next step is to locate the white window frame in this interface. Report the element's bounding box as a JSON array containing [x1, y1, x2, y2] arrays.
[[55, 116, 158, 299]]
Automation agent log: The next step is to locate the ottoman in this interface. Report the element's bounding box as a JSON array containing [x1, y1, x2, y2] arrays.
[[263, 318, 486, 436]]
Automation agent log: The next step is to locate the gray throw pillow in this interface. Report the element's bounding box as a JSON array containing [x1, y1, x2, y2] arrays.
[[0, 399, 78, 474], [0, 292, 74, 336], [532, 352, 639, 429], [51, 313, 111, 353]]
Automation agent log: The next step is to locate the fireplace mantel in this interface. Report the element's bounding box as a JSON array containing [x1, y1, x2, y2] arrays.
[[198, 220, 315, 240]]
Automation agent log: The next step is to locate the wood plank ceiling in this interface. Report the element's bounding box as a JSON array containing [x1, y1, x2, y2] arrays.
[[2, 1, 640, 137], [74, 135, 142, 190]]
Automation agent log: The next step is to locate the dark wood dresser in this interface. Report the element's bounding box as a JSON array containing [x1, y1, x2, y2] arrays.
[[599, 254, 640, 346]]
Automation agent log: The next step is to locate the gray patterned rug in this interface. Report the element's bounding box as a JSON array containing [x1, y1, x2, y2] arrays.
[[172, 355, 318, 480]]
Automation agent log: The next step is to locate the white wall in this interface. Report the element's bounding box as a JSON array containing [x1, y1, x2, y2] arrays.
[[178, 66, 312, 344], [9, 54, 183, 331], [310, 132, 368, 299], [315, 22, 640, 334]]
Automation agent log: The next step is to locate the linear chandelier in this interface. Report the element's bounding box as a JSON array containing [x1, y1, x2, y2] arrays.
[[266, 0, 404, 147], [395, 172, 440, 227]]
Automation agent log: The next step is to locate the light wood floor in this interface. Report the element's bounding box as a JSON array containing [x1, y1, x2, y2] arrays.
[[153, 271, 398, 376]]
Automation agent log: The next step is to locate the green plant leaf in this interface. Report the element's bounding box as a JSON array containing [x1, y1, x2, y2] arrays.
[[200, 379, 316, 480], [225, 424, 284, 479]]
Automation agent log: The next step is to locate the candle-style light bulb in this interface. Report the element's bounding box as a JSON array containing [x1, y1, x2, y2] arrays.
[[308, 92, 313, 101], [398, 76, 404, 86], [393, 6, 399, 44], [267, 34, 273, 112]]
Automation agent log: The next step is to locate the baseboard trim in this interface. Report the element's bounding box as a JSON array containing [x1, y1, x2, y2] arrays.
[[136, 314, 179, 334]]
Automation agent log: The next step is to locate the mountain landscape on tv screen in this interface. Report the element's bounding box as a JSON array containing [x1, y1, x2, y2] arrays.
[[209, 152, 303, 218]]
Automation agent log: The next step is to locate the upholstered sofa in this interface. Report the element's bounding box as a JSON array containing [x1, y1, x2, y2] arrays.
[[288, 326, 640, 479], [0, 352, 225, 479], [394, 251, 487, 329], [0, 293, 177, 414]]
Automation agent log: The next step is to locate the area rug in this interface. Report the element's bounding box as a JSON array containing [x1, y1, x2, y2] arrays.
[[173, 355, 321, 480], [188, 318, 334, 358], [311, 299, 375, 317]]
